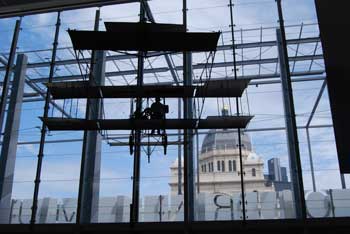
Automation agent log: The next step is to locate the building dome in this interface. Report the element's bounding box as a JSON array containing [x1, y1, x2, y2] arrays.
[[201, 129, 252, 154], [171, 157, 183, 168]]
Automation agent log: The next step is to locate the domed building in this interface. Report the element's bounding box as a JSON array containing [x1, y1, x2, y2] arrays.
[[169, 129, 273, 194]]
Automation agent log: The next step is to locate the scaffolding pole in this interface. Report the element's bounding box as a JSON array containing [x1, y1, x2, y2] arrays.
[[30, 12, 61, 225], [178, 98, 183, 195], [229, 0, 246, 222], [183, 0, 195, 224], [130, 0, 146, 223]]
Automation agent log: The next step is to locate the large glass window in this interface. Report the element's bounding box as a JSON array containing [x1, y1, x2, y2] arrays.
[[1, 0, 350, 226]]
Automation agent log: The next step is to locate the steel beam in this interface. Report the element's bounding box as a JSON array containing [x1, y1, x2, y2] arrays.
[[0, 57, 71, 118], [305, 80, 327, 192], [306, 80, 327, 128], [306, 128, 317, 192], [2, 74, 326, 105], [3, 124, 333, 146], [24, 72, 326, 98], [24, 54, 323, 83], [143, 2, 180, 85], [291, 23, 304, 73], [0, 54, 27, 224], [25, 78, 71, 118], [276, 1, 306, 219], [0, 37, 320, 72]]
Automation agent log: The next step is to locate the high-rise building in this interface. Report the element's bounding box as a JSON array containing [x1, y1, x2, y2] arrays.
[[281, 167, 288, 182], [268, 158, 282, 182], [266, 159, 291, 192]]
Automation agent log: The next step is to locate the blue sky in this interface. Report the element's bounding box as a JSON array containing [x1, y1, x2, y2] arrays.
[[0, 0, 345, 201]]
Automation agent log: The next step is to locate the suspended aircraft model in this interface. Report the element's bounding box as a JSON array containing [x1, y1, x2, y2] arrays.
[[42, 17, 253, 162], [128, 96, 169, 157]]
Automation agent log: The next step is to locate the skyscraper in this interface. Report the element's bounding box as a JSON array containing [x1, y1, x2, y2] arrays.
[[281, 167, 288, 182], [268, 158, 282, 182]]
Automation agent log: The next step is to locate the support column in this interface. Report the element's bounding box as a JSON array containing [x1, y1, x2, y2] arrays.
[[276, 27, 306, 219], [182, 0, 195, 224], [183, 52, 195, 222], [0, 19, 21, 140], [130, 0, 146, 223], [0, 54, 27, 224], [181, 0, 194, 226], [76, 9, 106, 224], [77, 50, 106, 223]]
